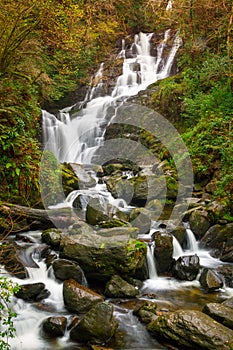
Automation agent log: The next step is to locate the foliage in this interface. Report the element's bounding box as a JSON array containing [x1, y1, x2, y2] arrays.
[[0, 276, 20, 350]]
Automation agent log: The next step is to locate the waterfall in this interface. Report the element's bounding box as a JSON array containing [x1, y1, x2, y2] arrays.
[[42, 30, 182, 164], [172, 235, 184, 259], [186, 227, 198, 252], [146, 243, 158, 279]]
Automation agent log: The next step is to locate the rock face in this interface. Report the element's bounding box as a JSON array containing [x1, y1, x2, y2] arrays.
[[42, 316, 67, 337], [172, 254, 200, 281], [203, 302, 233, 330], [63, 279, 104, 313], [200, 223, 233, 260], [199, 268, 224, 292], [70, 302, 118, 343], [60, 232, 147, 282], [148, 309, 233, 350], [153, 232, 173, 274], [104, 274, 139, 298], [53, 259, 86, 284]]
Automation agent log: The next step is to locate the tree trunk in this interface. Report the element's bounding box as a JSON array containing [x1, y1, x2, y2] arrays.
[[0, 202, 77, 237]]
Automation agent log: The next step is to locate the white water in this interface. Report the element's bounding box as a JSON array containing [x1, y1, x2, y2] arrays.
[[42, 31, 182, 164]]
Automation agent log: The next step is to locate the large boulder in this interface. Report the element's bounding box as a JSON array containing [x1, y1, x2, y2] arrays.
[[104, 275, 139, 298], [70, 302, 118, 343], [63, 279, 103, 313], [153, 232, 174, 274], [172, 254, 200, 281], [60, 232, 147, 282], [148, 309, 233, 349], [200, 223, 233, 259], [203, 302, 233, 329], [199, 268, 224, 292], [52, 259, 86, 284]]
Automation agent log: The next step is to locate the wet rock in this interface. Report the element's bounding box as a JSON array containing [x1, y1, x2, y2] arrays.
[[200, 223, 233, 258], [216, 265, 233, 288], [129, 207, 151, 234], [172, 254, 200, 281], [189, 209, 211, 239], [41, 228, 62, 248], [133, 300, 158, 324], [70, 302, 118, 343], [63, 279, 103, 313], [199, 268, 224, 292], [223, 296, 233, 308], [203, 302, 233, 329], [61, 163, 81, 196], [42, 316, 67, 337], [153, 232, 174, 274], [98, 219, 128, 228], [130, 175, 166, 206], [15, 282, 50, 301], [104, 275, 139, 298], [145, 199, 163, 222], [86, 197, 109, 225], [86, 197, 127, 226], [97, 226, 138, 239], [68, 220, 94, 236], [169, 221, 187, 246], [53, 259, 86, 284], [69, 163, 96, 189], [60, 233, 147, 282], [148, 309, 233, 349]]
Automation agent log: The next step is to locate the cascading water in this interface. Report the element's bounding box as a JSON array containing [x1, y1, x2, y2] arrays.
[[42, 31, 182, 164], [4, 30, 233, 350]]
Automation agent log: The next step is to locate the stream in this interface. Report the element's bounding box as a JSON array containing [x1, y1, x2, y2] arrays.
[[1, 30, 233, 349]]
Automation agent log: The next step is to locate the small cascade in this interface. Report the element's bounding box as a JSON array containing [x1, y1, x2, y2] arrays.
[[186, 227, 199, 252], [146, 243, 158, 279], [172, 235, 184, 259], [42, 30, 182, 164]]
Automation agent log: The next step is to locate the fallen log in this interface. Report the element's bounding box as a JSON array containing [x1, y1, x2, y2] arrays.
[[0, 202, 77, 236]]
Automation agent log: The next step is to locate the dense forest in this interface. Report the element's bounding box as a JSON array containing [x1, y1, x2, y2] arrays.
[[0, 0, 232, 213]]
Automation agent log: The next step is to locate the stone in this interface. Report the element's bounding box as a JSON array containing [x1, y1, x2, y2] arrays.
[[70, 302, 118, 343], [133, 300, 158, 324], [172, 254, 200, 281], [42, 316, 67, 337], [203, 302, 233, 329], [41, 228, 62, 247], [200, 223, 233, 258], [129, 207, 151, 234], [60, 233, 147, 282], [223, 296, 233, 308], [63, 279, 103, 313], [153, 232, 174, 274], [216, 265, 233, 288], [199, 268, 224, 292], [86, 197, 109, 225], [189, 210, 211, 239], [53, 259, 86, 284], [148, 309, 233, 350], [15, 283, 50, 301], [104, 275, 139, 298]]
